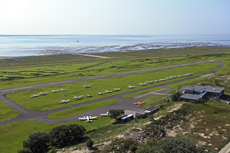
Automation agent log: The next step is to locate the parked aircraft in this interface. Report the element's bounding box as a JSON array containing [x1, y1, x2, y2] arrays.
[[87, 94, 93, 98], [166, 77, 171, 80], [105, 90, 113, 93], [139, 82, 146, 86], [98, 92, 104, 95], [73, 95, 83, 100], [51, 89, 59, 93], [146, 80, 153, 84], [189, 72, 193, 75], [113, 88, 120, 91], [79, 116, 97, 122], [38, 91, 48, 96], [133, 101, 145, 105], [128, 85, 135, 89], [60, 99, 70, 103], [159, 79, 166, 81], [100, 112, 110, 116], [31, 94, 38, 98], [83, 84, 91, 88], [170, 76, 176, 79], [184, 73, 189, 76], [155, 80, 159, 83], [60, 88, 67, 91], [178, 75, 183, 77]]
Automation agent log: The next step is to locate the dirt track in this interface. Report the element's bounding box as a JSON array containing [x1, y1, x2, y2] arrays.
[[0, 60, 225, 126]]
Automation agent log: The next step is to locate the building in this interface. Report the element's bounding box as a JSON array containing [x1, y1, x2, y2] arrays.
[[180, 85, 225, 102], [136, 106, 159, 119]]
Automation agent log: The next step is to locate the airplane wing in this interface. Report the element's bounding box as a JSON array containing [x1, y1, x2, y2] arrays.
[[90, 116, 97, 119], [79, 117, 85, 120]]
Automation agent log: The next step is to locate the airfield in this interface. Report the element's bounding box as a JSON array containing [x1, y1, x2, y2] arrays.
[[0, 60, 225, 126]]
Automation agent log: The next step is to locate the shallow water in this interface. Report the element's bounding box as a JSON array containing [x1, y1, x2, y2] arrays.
[[0, 34, 230, 57]]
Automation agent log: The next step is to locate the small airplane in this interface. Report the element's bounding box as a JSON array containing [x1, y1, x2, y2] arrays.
[[98, 92, 104, 95], [146, 80, 153, 84], [170, 76, 176, 79], [79, 116, 97, 122], [83, 84, 91, 88], [73, 95, 83, 100], [159, 79, 166, 81], [51, 89, 59, 93], [178, 75, 183, 77], [113, 88, 120, 91], [100, 112, 110, 116], [139, 82, 146, 86], [128, 85, 135, 89], [38, 91, 48, 96], [60, 99, 70, 103], [87, 94, 93, 98], [133, 101, 145, 105], [155, 80, 159, 83], [60, 88, 67, 91], [189, 72, 193, 75], [166, 77, 171, 80], [105, 90, 113, 93], [31, 94, 38, 98], [184, 73, 189, 76]]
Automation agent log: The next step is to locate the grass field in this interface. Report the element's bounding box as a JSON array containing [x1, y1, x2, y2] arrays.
[[6, 62, 219, 111], [0, 101, 19, 122], [0, 117, 112, 153], [122, 87, 162, 98], [47, 99, 120, 119]]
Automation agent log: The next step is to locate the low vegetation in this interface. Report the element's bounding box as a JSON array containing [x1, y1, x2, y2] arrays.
[[122, 87, 162, 98], [0, 101, 19, 122]]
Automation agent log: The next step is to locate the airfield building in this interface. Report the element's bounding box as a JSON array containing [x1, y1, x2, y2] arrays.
[[180, 85, 224, 102]]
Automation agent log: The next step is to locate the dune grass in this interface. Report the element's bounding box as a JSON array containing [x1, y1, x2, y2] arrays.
[[47, 99, 120, 119], [6, 63, 219, 111], [122, 87, 162, 98], [0, 101, 19, 122], [0, 117, 112, 153]]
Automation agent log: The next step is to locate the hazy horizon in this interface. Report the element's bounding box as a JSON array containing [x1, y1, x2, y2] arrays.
[[0, 0, 229, 35]]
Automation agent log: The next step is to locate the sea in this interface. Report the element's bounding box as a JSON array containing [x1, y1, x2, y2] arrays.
[[0, 34, 230, 57]]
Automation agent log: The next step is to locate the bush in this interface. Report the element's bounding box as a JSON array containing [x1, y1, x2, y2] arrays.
[[49, 124, 86, 147], [23, 132, 50, 153], [18, 148, 31, 153], [129, 144, 137, 152], [109, 109, 124, 119], [86, 139, 94, 148]]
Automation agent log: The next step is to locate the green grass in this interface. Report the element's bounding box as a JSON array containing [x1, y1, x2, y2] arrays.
[[122, 87, 162, 98], [6, 63, 219, 111], [140, 94, 168, 108], [47, 99, 120, 119], [0, 117, 112, 153], [0, 101, 19, 122]]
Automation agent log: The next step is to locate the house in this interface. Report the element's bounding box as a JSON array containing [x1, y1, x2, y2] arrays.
[[180, 85, 224, 102], [136, 106, 159, 119]]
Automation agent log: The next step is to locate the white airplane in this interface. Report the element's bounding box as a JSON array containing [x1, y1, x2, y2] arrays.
[[31, 94, 38, 98], [159, 79, 166, 81], [38, 91, 48, 96], [170, 76, 176, 79], [60, 99, 70, 103], [155, 80, 159, 83], [184, 73, 189, 76], [166, 77, 171, 80], [178, 75, 183, 77], [51, 89, 59, 93], [73, 95, 83, 100], [98, 92, 104, 95], [146, 80, 153, 84], [189, 72, 193, 75], [83, 84, 91, 88], [60, 88, 67, 91], [113, 88, 120, 91], [100, 112, 110, 116], [139, 82, 146, 86], [105, 90, 113, 93], [79, 116, 97, 122], [128, 85, 135, 89]]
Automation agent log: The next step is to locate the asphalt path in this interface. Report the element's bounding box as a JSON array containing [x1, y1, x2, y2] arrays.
[[0, 60, 225, 126]]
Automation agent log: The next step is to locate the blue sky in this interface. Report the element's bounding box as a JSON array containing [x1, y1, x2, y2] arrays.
[[0, 0, 229, 35]]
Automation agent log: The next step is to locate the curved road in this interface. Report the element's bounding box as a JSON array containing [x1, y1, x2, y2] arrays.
[[0, 60, 225, 126]]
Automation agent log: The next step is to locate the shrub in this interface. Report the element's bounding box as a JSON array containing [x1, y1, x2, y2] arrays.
[[109, 109, 124, 119], [86, 139, 94, 148], [129, 144, 137, 152], [18, 148, 31, 153]]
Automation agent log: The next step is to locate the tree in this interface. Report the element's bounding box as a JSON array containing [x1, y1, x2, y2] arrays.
[[109, 109, 124, 119], [199, 98, 206, 105], [129, 144, 137, 152], [86, 139, 94, 149], [136, 137, 205, 153], [171, 91, 182, 101], [23, 132, 50, 153], [49, 124, 86, 147]]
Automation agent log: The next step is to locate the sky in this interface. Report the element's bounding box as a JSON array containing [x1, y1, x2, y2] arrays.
[[0, 0, 229, 35]]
